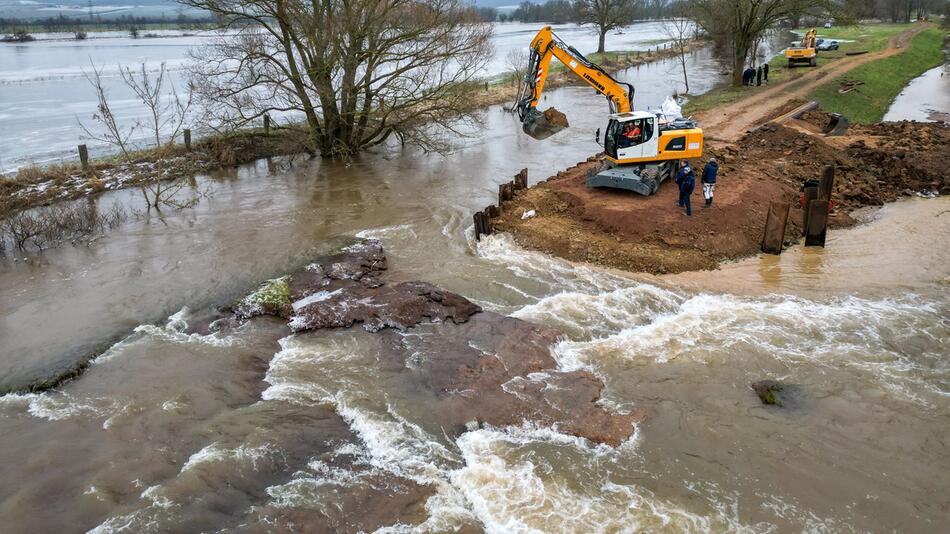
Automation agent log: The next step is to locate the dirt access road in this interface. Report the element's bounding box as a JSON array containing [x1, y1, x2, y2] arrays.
[[695, 25, 928, 144]]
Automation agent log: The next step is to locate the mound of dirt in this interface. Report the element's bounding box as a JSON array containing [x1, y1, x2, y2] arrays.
[[234, 239, 641, 447], [494, 120, 949, 274], [542, 107, 570, 127]]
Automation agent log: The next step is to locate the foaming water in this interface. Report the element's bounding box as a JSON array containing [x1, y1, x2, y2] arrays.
[[666, 197, 950, 298], [0, 52, 948, 534]]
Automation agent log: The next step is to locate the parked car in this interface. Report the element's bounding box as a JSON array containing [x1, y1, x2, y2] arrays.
[[824, 21, 833, 28], [817, 40, 839, 51]]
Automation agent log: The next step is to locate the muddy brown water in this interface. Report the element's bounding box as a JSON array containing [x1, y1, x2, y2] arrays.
[[2, 54, 949, 533]]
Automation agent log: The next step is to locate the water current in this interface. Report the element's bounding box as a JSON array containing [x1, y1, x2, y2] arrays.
[[1, 27, 948, 534]]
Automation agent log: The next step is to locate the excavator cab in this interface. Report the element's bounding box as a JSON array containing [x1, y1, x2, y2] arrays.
[[605, 112, 657, 160]]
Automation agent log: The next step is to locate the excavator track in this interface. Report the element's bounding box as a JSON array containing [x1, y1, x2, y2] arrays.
[[586, 160, 673, 196]]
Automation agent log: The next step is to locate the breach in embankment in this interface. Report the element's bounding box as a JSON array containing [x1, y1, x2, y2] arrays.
[[488, 113, 950, 274]]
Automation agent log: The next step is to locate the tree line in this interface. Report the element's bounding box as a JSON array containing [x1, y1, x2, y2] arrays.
[[0, 13, 216, 34], [62, 0, 949, 173], [475, 0, 946, 25]]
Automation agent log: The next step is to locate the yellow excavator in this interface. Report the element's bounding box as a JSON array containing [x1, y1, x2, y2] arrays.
[[785, 28, 818, 67], [515, 26, 703, 195]]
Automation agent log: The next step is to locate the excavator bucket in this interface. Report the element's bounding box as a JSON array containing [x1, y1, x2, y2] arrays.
[[522, 107, 569, 140], [822, 113, 849, 136]]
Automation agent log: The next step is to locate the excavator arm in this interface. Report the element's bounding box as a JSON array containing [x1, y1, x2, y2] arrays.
[[515, 26, 635, 140]]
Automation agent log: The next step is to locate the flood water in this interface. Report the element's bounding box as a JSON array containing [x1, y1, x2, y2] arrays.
[[2, 37, 949, 534], [883, 61, 950, 122], [0, 21, 678, 172]]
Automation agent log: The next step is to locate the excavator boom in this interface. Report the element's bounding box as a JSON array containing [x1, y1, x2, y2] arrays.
[[512, 26, 704, 196], [515, 26, 634, 139]]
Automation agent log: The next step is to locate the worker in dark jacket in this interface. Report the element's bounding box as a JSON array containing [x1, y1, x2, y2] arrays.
[[675, 162, 696, 216], [702, 157, 719, 207], [756, 65, 763, 86], [763, 63, 770, 84]]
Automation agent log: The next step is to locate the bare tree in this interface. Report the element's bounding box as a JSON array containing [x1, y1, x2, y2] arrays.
[[80, 62, 196, 210], [505, 48, 530, 88], [120, 63, 192, 149], [81, 64, 136, 162], [181, 0, 493, 158], [689, 0, 828, 86], [576, 0, 640, 54], [663, 11, 693, 93]]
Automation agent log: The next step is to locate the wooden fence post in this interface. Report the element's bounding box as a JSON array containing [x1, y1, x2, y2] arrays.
[[264, 114, 271, 134], [78, 144, 89, 171], [183, 129, 192, 151], [473, 210, 493, 241], [761, 201, 790, 254], [802, 185, 819, 236], [514, 168, 528, 190], [498, 182, 514, 205], [805, 200, 830, 247], [819, 165, 834, 201]]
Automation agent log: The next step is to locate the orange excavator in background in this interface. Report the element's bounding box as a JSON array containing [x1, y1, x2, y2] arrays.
[[785, 28, 818, 67], [515, 26, 704, 195]]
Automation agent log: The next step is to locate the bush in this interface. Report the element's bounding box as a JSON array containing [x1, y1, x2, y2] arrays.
[[1, 31, 35, 42], [0, 202, 126, 251]]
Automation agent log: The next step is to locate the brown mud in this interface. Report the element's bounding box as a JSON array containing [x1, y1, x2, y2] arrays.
[[493, 120, 950, 274], [235, 239, 641, 448], [59, 238, 640, 533]]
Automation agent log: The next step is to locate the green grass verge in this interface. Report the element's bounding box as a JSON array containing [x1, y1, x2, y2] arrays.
[[682, 23, 918, 116], [809, 27, 947, 123]]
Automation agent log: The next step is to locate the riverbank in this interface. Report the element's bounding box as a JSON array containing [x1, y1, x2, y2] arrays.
[[683, 23, 940, 130], [810, 27, 947, 123], [482, 22, 949, 277], [492, 115, 950, 274], [0, 40, 706, 221]]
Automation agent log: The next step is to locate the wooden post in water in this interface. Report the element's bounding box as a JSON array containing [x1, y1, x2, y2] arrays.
[[183, 129, 192, 151], [78, 144, 89, 171], [473, 211, 484, 241], [802, 185, 819, 236], [514, 168, 528, 190], [761, 201, 790, 254], [819, 165, 834, 201], [805, 200, 829, 247], [264, 114, 271, 134], [498, 182, 514, 205], [473, 210, 493, 241]]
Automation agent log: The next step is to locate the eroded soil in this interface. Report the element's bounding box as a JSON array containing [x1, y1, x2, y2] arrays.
[[493, 120, 950, 274]]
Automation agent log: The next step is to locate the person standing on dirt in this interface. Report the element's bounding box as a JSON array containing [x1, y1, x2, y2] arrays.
[[763, 63, 769, 84], [675, 162, 696, 216], [702, 157, 718, 207], [756, 65, 763, 86]]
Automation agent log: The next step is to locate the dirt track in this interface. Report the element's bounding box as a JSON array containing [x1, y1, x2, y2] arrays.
[[695, 25, 928, 143]]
